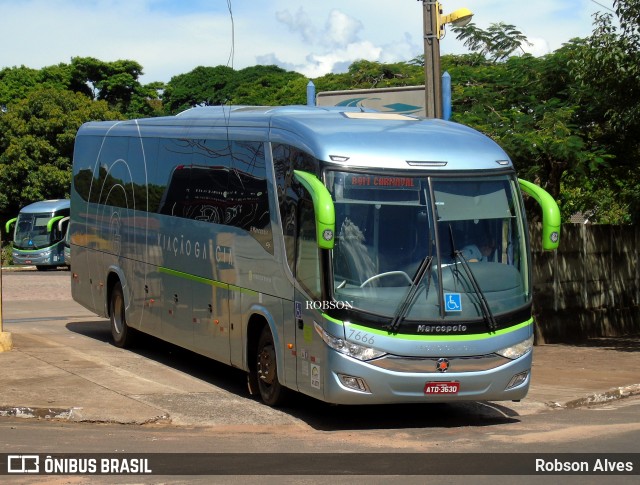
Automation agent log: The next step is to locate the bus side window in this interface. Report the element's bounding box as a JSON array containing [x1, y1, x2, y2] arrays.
[[295, 199, 321, 300]]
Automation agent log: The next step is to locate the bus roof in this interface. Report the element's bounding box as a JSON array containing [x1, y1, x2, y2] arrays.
[[78, 106, 513, 171], [19, 199, 70, 214]]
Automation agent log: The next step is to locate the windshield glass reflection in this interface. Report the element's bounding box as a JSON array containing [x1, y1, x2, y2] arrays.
[[327, 171, 530, 322]]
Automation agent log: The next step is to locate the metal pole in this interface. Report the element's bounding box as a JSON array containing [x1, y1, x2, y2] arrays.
[[0, 237, 12, 352], [422, 1, 442, 118], [442, 71, 451, 120], [0, 239, 3, 333], [307, 81, 316, 107]]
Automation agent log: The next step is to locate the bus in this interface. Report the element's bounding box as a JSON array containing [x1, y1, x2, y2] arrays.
[[70, 106, 560, 406], [5, 199, 70, 270]]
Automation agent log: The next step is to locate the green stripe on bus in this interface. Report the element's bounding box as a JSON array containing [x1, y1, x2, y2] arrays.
[[13, 247, 60, 254], [158, 266, 258, 295], [323, 314, 533, 341]]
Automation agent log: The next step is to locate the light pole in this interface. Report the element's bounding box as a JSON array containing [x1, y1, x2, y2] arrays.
[[0, 239, 12, 352], [419, 1, 473, 118]]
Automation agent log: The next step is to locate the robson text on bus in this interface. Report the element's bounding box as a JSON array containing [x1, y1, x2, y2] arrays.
[[70, 106, 560, 406]]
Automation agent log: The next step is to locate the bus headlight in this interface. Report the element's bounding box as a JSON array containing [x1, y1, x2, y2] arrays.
[[495, 335, 534, 360], [314, 322, 386, 361]]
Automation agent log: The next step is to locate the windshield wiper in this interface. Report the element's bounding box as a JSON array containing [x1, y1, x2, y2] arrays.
[[452, 249, 498, 331], [387, 255, 433, 333], [447, 225, 497, 331]]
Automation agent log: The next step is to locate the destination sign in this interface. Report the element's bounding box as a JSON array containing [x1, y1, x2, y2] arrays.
[[346, 175, 416, 189]]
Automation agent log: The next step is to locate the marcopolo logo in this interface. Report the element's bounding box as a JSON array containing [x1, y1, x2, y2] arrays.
[[305, 300, 354, 311]]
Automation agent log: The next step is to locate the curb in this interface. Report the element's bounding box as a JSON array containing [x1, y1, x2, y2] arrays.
[[2, 387, 639, 425], [562, 384, 640, 409], [0, 406, 76, 420], [0, 406, 171, 425]]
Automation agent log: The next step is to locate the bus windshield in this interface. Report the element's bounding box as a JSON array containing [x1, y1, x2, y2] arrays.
[[13, 213, 56, 250], [327, 171, 530, 323]]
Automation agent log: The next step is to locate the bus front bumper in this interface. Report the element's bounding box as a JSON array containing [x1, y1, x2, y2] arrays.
[[319, 349, 532, 405], [12, 249, 59, 266]]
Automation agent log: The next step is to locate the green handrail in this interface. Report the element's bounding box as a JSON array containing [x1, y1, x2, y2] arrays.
[[293, 170, 335, 250], [518, 179, 561, 251]]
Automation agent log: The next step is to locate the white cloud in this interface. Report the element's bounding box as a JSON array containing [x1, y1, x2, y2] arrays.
[[275, 8, 317, 45], [523, 38, 552, 57], [324, 9, 363, 48]]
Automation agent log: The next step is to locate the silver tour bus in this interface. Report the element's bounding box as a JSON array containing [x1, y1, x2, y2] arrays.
[[5, 199, 70, 270], [70, 106, 560, 406]]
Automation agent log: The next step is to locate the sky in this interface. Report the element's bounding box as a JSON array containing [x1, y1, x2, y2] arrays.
[[0, 0, 615, 84]]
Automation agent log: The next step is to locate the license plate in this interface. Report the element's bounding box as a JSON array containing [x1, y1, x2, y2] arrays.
[[25, 260, 32, 264], [424, 381, 460, 395]]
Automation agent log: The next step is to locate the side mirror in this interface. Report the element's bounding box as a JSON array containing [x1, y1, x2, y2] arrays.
[[46, 216, 66, 233], [518, 179, 561, 251], [293, 170, 335, 250], [4, 217, 17, 235]]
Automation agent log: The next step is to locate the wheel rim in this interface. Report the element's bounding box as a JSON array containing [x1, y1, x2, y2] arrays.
[[112, 292, 124, 336], [257, 344, 276, 385]]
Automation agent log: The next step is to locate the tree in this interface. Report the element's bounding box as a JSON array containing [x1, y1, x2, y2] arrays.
[[228, 65, 305, 105], [162, 65, 235, 114], [162, 65, 306, 114], [452, 22, 532, 62], [0, 88, 123, 218], [442, 50, 614, 221], [0, 66, 65, 108], [69, 57, 161, 118], [569, 0, 640, 223]]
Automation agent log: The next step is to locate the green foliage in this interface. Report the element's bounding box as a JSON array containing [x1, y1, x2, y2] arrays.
[[452, 22, 532, 62], [1, 241, 12, 264], [0, 1, 638, 225], [227, 65, 306, 106], [69, 57, 162, 118], [567, 0, 640, 223], [162, 65, 235, 113], [0, 88, 123, 217], [162, 65, 306, 114]]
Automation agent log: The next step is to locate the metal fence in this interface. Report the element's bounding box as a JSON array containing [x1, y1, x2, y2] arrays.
[[531, 224, 640, 343]]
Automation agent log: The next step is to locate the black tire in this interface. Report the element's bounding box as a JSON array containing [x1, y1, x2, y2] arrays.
[[110, 281, 134, 348], [255, 326, 289, 407]]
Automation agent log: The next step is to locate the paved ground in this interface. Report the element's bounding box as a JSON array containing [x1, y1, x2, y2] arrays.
[[1, 267, 639, 426]]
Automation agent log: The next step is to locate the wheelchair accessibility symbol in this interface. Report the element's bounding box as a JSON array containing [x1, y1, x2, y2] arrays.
[[445, 293, 462, 312]]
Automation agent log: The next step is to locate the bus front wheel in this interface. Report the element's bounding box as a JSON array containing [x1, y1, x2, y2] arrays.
[[110, 281, 134, 348], [255, 326, 289, 407]]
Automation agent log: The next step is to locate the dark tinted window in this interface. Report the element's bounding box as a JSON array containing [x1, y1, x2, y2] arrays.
[[75, 135, 273, 251], [272, 144, 321, 269], [229, 141, 272, 252]]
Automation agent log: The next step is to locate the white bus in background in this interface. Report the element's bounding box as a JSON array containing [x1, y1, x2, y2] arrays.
[[70, 106, 560, 407], [5, 199, 70, 270]]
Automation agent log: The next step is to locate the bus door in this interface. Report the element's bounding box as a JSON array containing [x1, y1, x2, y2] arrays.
[[293, 199, 326, 398]]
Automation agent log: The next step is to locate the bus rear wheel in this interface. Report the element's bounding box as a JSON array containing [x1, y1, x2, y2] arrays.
[[110, 281, 134, 348], [255, 326, 289, 407]]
